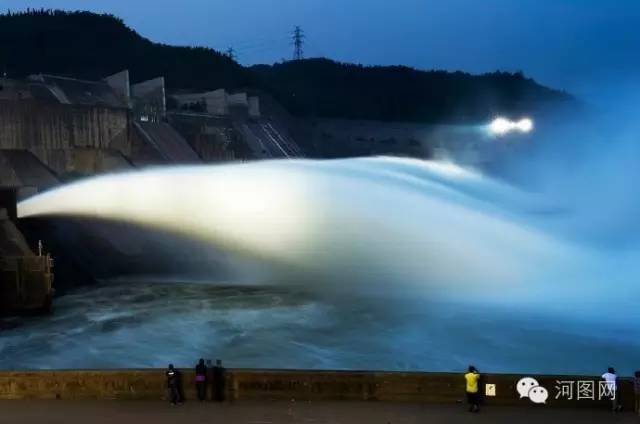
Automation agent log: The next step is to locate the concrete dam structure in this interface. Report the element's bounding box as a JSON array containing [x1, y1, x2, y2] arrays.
[[0, 69, 306, 312], [0, 190, 53, 314], [0, 71, 305, 175], [1, 66, 636, 382]]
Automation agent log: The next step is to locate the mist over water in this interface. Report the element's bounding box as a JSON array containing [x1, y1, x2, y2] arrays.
[[11, 149, 640, 373], [1, 280, 637, 374]]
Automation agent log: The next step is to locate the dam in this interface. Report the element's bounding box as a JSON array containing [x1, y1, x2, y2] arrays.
[[0, 68, 638, 400], [0, 189, 54, 315], [0, 4, 636, 423]]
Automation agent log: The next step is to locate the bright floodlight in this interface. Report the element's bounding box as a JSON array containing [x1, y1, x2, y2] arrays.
[[489, 117, 512, 135], [517, 118, 533, 133], [489, 117, 534, 136]]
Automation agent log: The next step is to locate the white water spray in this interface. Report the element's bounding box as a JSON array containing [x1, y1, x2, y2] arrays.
[[10, 155, 640, 372], [16, 157, 637, 316]]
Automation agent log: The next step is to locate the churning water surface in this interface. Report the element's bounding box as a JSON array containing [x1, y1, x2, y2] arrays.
[[1, 281, 639, 374], [5, 156, 640, 373]]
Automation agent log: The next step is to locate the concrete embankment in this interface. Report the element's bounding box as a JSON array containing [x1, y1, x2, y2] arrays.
[[0, 369, 633, 410]]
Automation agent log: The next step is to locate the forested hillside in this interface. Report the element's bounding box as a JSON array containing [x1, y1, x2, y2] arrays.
[[0, 10, 573, 123]]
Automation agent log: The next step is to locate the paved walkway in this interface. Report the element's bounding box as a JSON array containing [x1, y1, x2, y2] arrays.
[[0, 400, 637, 424]]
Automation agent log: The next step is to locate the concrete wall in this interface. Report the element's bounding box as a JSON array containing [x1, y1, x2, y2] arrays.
[[168, 113, 242, 161], [128, 123, 167, 166], [133, 122, 200, 163], [172, 89, 229, 116], [131, 77, 166, 122], [0, 369, 634, 410], [0, 100, 130, 162], [191, 125, 236, 161], [0, 154, 22, 188], [248, 96, 261, 118], [22, 148, 133, 176], [104, 70, 131, 108], [0, 150, 59, 190], [0, 214, 32, 256], [67, 148, 133, 175], [0, 255, 53, 313], [228, 92, 248, 108]]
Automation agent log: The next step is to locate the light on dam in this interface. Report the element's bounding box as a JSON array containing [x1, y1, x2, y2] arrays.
[[489, 117, 534, 136]]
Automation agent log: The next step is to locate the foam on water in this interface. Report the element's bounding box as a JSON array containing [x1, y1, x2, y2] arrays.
[[1, 281, 639, 373], [18, 157, 636, 312], [11, 156, 640, 371]]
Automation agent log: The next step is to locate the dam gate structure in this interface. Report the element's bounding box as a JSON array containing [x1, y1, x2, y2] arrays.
[[0, 253, 54, 314], [0, 189, 54, 315]]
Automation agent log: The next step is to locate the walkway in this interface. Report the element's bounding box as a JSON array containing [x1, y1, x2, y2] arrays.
[[0, 400, 636, 424]]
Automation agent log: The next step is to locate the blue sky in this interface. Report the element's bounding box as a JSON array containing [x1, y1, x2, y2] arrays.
[[5, 0, 640, 98]]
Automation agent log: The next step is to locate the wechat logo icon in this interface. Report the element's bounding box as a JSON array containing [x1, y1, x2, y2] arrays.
[[517, 377, 548, 404]]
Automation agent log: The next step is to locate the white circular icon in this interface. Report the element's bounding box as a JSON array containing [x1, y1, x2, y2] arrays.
[[528, 386, 549, 404], [516, 377, 540, 398]]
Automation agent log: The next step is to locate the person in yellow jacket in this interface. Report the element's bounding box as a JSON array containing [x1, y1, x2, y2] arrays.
[[464, 365, 481, 412]]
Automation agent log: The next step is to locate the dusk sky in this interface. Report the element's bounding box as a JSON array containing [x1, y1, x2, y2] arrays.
[[5, 0, 640, 99]]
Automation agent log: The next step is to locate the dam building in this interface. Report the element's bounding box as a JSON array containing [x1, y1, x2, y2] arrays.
[[0, 189, 53, 314], [0, 69, 306, 312], [0, 70, 304, 178]]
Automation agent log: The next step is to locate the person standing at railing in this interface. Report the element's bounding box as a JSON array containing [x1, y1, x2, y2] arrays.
[[464, 365, 480, 413], [166, 364, 182, 405], [602, 367, 622, 413], [195, 358, 207, 401], [212, 359, 226, 402]]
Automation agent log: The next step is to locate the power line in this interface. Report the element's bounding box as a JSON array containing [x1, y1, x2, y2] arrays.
[[292, 25, 304, 61]]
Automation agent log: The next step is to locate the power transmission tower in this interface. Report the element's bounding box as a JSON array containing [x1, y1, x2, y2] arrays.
[[225, 47, 236, 61], [292, 26, 304, 61]]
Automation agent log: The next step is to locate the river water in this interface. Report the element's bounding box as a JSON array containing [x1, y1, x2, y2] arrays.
[[1, 280, 638, 374], [5, 156, 640, 373]]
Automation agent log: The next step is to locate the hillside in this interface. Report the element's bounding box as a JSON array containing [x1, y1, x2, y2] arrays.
[[252, 59, 573, 123], [0, 10, 573, 123], [0, 9, 250, 90]]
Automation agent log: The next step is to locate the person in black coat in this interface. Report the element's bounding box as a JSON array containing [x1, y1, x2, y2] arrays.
[[212, 359, 226, 402], [166, 364, 182, 405], [195, 358, 207, 401]]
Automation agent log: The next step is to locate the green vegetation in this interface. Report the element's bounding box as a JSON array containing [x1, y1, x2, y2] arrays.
[[252, 60, 572, 123], [0, 9, 249, 90], [0, 9, 572, 123]]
